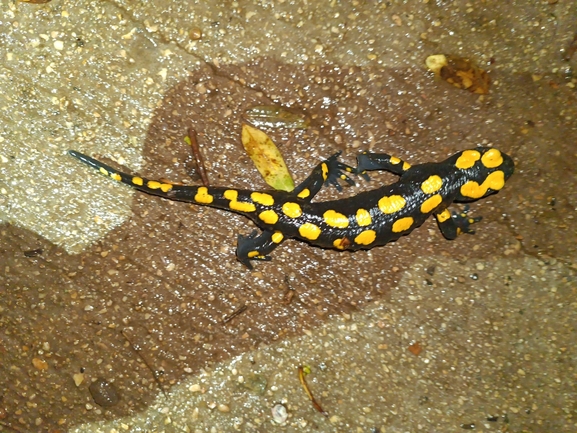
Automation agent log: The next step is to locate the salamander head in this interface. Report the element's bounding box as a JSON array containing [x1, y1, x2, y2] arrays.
[[449, 147, 515, 201]]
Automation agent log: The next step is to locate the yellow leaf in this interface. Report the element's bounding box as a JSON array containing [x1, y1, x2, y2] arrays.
[[241, 123, 294, 192]]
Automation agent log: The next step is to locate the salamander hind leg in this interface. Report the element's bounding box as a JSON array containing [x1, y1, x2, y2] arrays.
[[236, 229, 285, 269], [435, 205, 483, 240], [292, 152, 355, 201]]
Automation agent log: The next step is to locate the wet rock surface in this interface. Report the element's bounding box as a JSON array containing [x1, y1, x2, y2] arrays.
[[1, 1, 576, 431]]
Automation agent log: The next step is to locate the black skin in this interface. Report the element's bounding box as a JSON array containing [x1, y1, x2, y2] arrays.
[[68, 147, 514, 269]]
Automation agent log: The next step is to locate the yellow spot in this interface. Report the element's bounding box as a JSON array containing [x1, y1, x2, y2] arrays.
[[248, 251, 260, 258], [195, 186, 214, 204], [378, 195, 406, 214], [99, 167, 109, 176], [323, 210, 349, 228], [390, 156, 401, 164], [110, 173, 121, 182], [259, 210, 279, 225], [402, 162, 411, 171], [392, 216, 414, 233], [251, 192, 274, 206], [224, 189, 238, 201], [481, 148, 503, 168], [355, 229, 376, 245], [460, 181, 481, 198], [282, 202, 302, 218], [436, 209, 451, 223], [333, 238, 347, 250], [230, 201, 256, 213], [460, 171, 505, 199], [486, 170, 506, 190], [160, 183, 173, 193], [420, 194, 442, 213], [298, 222, 321, 240], [147, 180, 161, 190], [421, 175, 443, 194], [355, 208, 372, 226], [297, 188, 310, 199], [146, 180, 174, 193], [271, 232, 284, 243], [223, 189, 256, 212], [132, 176, 144, 186], [321, 163, 328, 180], [455, 150, 481, 169]]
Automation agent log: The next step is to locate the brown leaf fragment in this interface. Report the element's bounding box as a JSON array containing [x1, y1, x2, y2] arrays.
[[407, 341, 423, 356], [426, 54, 490, 94]]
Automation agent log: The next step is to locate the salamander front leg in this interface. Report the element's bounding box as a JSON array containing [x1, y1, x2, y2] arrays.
[[236, 229, 285, 269], [435, 205, 482, 240], [292, 152, 355, 201], [355, 151, 411, 180]]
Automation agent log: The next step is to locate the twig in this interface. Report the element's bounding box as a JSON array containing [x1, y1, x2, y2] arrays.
[[298, 365, 328, 417], [23, 248, 43, 257], [222, 304, 247, 324], [185, 128, 209, 186]]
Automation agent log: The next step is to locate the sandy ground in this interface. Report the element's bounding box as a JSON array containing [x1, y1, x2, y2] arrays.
[[0, 1, 576, 432]]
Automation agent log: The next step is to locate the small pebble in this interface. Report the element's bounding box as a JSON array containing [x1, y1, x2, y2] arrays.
[[272, 403, 288, 423], [217, 404, 230, 412], [32, 357, 48, 370], [189, 27, 202, 40], [189, 383, 201, 392], [89, 378, 120, 407], [73, 373, 84, 386]]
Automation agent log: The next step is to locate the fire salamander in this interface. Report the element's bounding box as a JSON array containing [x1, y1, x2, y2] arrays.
[[68, 147, 514, 269]]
